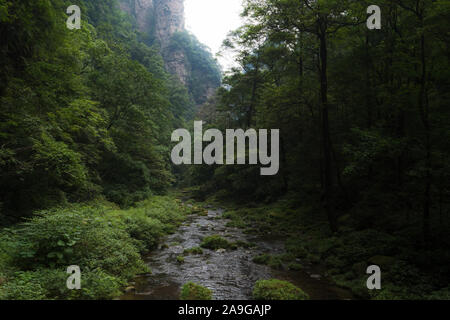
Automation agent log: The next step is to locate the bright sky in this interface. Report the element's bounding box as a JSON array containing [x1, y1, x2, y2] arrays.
[[184, 0, 244, 71]]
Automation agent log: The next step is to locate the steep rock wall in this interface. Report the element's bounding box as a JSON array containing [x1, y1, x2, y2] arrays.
[[118, 0, 154, 31], [119, 0, 188, 84]]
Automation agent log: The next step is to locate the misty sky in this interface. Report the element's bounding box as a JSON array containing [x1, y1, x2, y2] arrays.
[[184, 0, 244, 71]]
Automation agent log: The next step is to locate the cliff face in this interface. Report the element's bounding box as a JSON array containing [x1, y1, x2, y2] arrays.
[[118, 0, 155, 32], [154, 0, 188, 85], [154, 0, 185, 48], [119, 0, 188, 84], [119, 0, 221, 105]]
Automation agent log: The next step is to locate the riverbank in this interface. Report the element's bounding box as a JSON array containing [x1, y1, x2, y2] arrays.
[[0, 195, 192, 300], [193, 190, 449, 300], [1, 190, 447, 300], [120, 200, 352, 300]]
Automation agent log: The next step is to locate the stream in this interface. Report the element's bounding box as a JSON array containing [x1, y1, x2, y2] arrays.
[[120, 206, 353, 300]]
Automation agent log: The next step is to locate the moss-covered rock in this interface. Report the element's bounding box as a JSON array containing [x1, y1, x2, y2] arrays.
[[253, 279, 309, 300], [253, 254, 271, 265], [183, 247, 203, 255], [287, 263, 303, 271], [200, 235, 234, 250], [180, 282, 212, 300]]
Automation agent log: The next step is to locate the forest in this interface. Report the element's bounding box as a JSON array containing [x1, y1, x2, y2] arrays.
[[0, 0, 449, 300]]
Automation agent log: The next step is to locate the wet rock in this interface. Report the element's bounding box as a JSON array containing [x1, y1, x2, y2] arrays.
[[119, 207, 354, 300], [310, 274, 322, 280]]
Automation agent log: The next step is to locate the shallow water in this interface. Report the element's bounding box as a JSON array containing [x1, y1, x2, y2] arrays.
[[120, 207, 353, 300]]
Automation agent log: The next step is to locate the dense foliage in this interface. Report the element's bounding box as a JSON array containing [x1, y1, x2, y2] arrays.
[[188, 0, 450, 299], [0, 0, 218, 299], [0, 196, 190, 299], [0, 0, 221, 223], [0, 0, 449, 301]]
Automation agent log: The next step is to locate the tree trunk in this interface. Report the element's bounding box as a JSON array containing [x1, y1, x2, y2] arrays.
[[418, 27, 431, 246], [318, 20, 337, 233]]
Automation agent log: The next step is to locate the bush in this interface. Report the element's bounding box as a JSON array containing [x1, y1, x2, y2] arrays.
[[107, 209, 164, 252], [9, 205, 148, 280], [0, 232, 15, 277], [252, 254, 283, 270], [427, 287, 450, 300], [200, 235, 234, 250], [0, 195, 186, 300], [0, 268, 124, 300], [180, 282, 212, 300], [183, 247, 203, 255], [135, 196, 186, 233], [287, 263, 303, 271], [0, 271, 47, 300], [252, 279, 309, 300], [253, 254, 271, 265], [72, 269, 124, 300]]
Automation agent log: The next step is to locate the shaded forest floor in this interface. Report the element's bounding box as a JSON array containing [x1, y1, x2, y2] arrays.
[[183, 188, 450, 300]]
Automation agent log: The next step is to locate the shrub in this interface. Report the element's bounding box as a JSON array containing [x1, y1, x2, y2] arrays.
[[0, 195, 186, 300], [183, 247, 203, 255], [252, 279, 309, 300], [72, 269, 124, 300], [253, 254, 283, 270], [0, 232, 14, 277], [107, 209, 164, 252], [234, 240, 255, 248], [253, 254, 271, 265], [9, 205, 148, 280], [0, 268, 123, 300], [0, 271, 47, 300], [180, 282, 212, 300], [427, 287, 450, 300], [135, 196, 186, 233], [287, 263, 303, 271], [200, 235, 234, 250]]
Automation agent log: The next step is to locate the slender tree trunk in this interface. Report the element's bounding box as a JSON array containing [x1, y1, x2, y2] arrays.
[[280, 135, 289, 194], [364, 33, 375, 185], [418, 25, 431, 246], [247, 55, 260, 128], [318, 21, 337, 233]]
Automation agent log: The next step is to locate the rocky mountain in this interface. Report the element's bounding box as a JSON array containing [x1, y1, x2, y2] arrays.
[[119, 0, 220, 103]]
